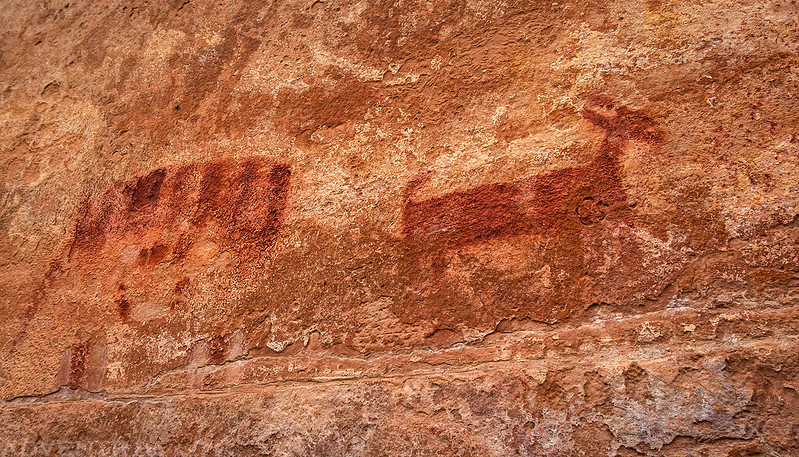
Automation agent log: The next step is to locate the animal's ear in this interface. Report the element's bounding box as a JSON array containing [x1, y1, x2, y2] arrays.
[[581, 97, 663, 146], [580, 103, 617, 135]]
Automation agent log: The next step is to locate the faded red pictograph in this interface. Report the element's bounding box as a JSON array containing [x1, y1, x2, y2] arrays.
[[48, 337, 107, 392], [401, 98, 662, 276], [66, 340, 90, 390], [69, 157, 291, 266], [9, 158, 290, 352]]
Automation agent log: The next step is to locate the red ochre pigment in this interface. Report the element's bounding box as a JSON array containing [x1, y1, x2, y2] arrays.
[[70, 158, 291, 265], [402, 101, 662, 259]]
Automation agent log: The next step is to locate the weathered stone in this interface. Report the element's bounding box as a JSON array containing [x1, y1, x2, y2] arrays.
[[1, 0, 797, 455]]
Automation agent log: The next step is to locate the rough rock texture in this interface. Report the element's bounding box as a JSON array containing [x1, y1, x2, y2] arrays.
[[1, 0, 798, 455]]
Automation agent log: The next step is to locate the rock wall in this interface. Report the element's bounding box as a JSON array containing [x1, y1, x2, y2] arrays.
[[1, 0, 798, 455]]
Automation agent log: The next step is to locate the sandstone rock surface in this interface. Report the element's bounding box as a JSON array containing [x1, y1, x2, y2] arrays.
[[1, 0, 798, 455]]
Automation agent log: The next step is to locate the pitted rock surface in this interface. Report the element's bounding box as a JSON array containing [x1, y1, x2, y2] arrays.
[[1, 0, 798, 455]]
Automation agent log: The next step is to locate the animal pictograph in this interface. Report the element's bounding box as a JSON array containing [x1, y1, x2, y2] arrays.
[[401, 99, 662, 279]]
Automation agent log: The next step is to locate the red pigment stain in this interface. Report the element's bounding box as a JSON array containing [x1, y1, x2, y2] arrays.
[[208, 335, 227, 365], [173, 276, 191, 294], [529, 147, 628, 231], [403, 179, 528, 250], [193, 160, 292, 256], [69, 158, 291, 265], [401, 99, 660, 254], [70, 198, 109, 256], [67, 341, 90, 390], [137, 243, 170, 266], [170, 276, 192, 310], [126, 168, 166, 211], [116, 297, 131, 322], [115, 283, 130, 322], [582, 95, 663, 146]]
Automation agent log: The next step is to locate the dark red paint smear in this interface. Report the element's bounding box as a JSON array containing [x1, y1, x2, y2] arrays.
[[116, 297, 131, 322], [69, 158, 292, 263], [126, 168, 166, 211], [208, 335, 227, 365], [67, 340, 90, 390], [402, 180, 528, 250]]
